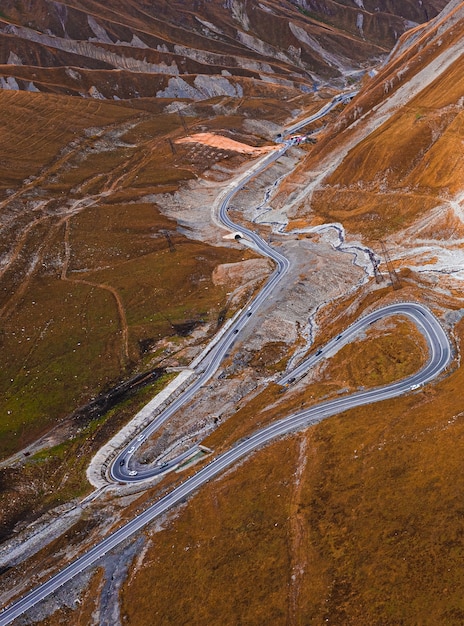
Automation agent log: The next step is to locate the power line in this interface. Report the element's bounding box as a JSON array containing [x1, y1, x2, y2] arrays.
[[379, 240, 401, 290]]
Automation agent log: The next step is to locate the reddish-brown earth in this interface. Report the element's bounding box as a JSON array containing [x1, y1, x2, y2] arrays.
[[1, 1, 463, 625], [0, 0, 448, 100]]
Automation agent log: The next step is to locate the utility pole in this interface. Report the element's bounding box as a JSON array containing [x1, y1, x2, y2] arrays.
[[162, 230, 176, 253], [379, 240, 401, 290], [167, 138, 177, 155], [368, 249, 384, 283]]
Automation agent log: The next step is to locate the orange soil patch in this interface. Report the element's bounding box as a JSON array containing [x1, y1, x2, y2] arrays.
[[176, 132, 277, 155], [286, 218, 313, 231]]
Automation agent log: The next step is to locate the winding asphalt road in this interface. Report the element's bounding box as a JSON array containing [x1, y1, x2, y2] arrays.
[[0, 93, 452, 625], [0, 301, 452, 625], [109, 143, 291, 482], [110, 93, 347, 482], [279, 301, 450, 387]]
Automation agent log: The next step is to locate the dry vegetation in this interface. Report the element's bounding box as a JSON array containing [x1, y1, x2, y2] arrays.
[[0, 85, 313, 456], [113, 314, 464, 625], [281, 20, 464, 241], [1, 2, 463, 622], [0, 86, 279, 545], [0, 90, 258, 460], [120, 438, 298, 626]]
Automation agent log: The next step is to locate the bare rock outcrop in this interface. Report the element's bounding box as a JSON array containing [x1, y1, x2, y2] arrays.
[[212, 258, 272, 287]]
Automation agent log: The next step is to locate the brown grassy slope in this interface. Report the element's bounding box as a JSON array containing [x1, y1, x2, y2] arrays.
[[115, 316, 463, 625], [299, 55, 464, 239], [323, 59, 464, 192], [66, 202, 246, 356], [0, 90, 136, 192], [0, 90, 260, 459], [119, 438, 298, 626], [291, 326, 464, 624], [274, 4, 464, 239], [306, 0, 464, 157]]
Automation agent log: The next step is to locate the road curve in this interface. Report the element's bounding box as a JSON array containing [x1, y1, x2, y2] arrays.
[[0, 92, 451, 624], [279, 301, 450, 387], [109, 94, 346, 483], [0, 301, 452, 625], [109, 144, 291, 482]]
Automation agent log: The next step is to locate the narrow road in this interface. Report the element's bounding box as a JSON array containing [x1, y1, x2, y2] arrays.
[[0, 300, 451, 626], [111, 93, 345, 482], [0, 92, 451, 625]]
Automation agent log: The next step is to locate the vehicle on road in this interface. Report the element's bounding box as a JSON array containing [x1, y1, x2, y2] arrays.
[[119, 459, 125, 466], [0, 94, 452, 626]]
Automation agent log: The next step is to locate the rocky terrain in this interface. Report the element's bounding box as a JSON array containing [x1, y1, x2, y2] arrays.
[[1, 0, 464, 625], [0, 0, 448, 100]]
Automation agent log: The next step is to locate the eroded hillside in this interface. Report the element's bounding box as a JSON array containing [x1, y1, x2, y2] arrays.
[[107, 3, 464, 625], [1, 0, 436, 533], [0, 0, 448, 99], [279, 0, 464, 278], [1, 1, 463, 625]]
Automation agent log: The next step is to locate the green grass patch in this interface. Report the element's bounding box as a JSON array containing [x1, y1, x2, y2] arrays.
[[0, 371, 176, 539], [0, 279, 122, 457]]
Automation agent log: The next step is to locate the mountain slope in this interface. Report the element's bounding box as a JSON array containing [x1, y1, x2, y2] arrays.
[[0, 2, 453, 468], [281, 0, 464, 244], [0, 0, 448, 99], [110, 5, 464, 625], [1, 2, 463, 624]]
